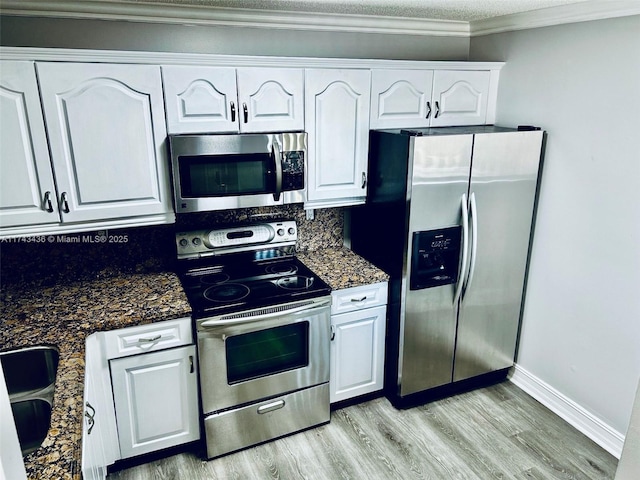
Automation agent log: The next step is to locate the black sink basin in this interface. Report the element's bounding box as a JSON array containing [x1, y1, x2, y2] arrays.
[[1, 346, 59, 456], [10, 399, 53, 457], [1, 346, 59, 397]]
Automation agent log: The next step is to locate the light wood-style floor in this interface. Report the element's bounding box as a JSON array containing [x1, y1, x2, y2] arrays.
[[108, 381, 618, 479]]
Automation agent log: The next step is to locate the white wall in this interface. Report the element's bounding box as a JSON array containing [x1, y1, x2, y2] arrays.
[[0, 15, 468, 61], [471, 15, 640, 444]]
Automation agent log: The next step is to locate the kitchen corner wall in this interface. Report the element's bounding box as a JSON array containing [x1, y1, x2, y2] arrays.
[[0, 205, 343, 289], [470, 15, 640, 446]]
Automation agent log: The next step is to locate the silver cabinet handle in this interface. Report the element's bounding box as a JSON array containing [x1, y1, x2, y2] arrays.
[[230, 101, 236, 122], [43, 191, 54, 213], [85, 401, 96, 435], [453, 193, 469, 305], [257, 399, 285, 414], [361, 172, 367, 189], [350, 296, 367, 302], [426, 101, 432, 119], [243, 102, 248, 123], [189, 355, 194, 374], [137, 335, 161, 343], [330, 325, 335, 341], [434, 101, 441, 118], [60, 192, 70, 213]]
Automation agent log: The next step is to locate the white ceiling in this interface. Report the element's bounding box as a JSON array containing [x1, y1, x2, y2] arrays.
[[128, 0, 590, 21]]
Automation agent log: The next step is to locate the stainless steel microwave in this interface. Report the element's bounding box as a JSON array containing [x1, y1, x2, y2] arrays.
[[169, 133, 307, 213]]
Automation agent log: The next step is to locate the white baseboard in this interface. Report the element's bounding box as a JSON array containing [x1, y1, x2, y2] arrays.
[[509, 364, 625, 459]]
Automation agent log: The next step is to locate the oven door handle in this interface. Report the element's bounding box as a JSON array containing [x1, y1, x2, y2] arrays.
[[200, 299, 331, 328]]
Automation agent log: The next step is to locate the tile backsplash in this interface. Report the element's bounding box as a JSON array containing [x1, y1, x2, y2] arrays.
[[0, 205, 343, 288]]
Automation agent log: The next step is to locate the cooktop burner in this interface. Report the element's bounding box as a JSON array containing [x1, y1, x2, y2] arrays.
[[204, 283, 251, 302], [200, 273, 231, 285], [276, 275, 314, 290]]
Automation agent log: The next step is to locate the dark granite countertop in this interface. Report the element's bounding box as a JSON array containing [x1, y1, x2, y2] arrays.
[[0, 272, 191, 480], [297, 247, 389, 290], [0, 247, 384, 480]]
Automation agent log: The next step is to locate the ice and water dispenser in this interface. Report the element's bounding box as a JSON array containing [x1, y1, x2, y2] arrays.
[[410, 226, 462, 290]]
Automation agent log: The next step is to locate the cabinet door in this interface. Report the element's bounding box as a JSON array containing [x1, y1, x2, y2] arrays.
[[430, 70, 490, 127], [37, 63, 172, 223], [237, 68, 304, 133], [330, 305, 386, 403], [82, 336, 108, 480], [162, 66, 239, 134], [305, 69, 371, 207], [370, 69, 434, 129], [0, 61, 60, 229], [110, 345, 199, 459]]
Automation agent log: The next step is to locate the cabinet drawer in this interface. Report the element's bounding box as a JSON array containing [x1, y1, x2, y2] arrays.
[[102, 317, 193, 359], [331, 282, 388, 315]]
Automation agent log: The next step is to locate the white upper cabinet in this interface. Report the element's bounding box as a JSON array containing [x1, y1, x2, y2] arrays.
[[305, 69, 371, 208], [0, 61, 60, 229], [370, 69, 492, 129], [370, 69, 434, 129], [430, 70, 491, 127], [37, 62, 173, 224], [162, 66, 238, 134], [162, 66, 304, 134]]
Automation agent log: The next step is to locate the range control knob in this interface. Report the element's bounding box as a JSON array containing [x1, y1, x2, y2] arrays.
[[192, 237, 202, 246], [277, 228, 285, 236], [179, 238, 188, 247], [288, 227, 295, 235]]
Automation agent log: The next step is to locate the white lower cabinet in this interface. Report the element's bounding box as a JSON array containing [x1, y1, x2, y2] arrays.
[[82, 334, 120, 480], [330, 282, 388, 404], [110, 345, 199, 459]]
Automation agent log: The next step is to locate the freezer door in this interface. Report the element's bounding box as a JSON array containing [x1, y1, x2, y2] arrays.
[[399, 134, 472, 396], [454, 130, 543, 382]]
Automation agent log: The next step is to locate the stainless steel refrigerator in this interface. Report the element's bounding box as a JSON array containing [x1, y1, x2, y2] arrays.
[[350, 126, 545, 407]]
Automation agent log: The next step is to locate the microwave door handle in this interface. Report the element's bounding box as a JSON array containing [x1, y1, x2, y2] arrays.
[[272, 140, 283, 201]]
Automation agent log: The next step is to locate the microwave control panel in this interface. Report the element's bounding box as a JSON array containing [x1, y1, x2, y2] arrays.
[[282, 151, 305, 191]]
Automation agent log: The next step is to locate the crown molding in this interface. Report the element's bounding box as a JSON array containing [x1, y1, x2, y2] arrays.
[[1, 1, 638, 39], [471, 0, 640, 36], [0, 1, 469, 37]]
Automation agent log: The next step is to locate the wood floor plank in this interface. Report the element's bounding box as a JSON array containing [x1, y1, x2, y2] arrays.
[[108, 382, 618, 480]]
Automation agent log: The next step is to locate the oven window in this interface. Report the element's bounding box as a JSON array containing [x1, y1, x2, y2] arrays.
[[179, 153, 272, 197], [225, 322, 309, 384]]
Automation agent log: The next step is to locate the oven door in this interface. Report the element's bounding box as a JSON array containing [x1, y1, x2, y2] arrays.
[[196, 297, 331, 414]]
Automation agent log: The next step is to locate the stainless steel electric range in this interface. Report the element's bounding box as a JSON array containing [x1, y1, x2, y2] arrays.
[[175, 220, 332, 459]]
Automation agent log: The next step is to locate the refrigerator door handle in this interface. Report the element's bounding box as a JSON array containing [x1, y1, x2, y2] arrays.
[[453, 193, 469, 306], [464, 191, 479, 295]]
